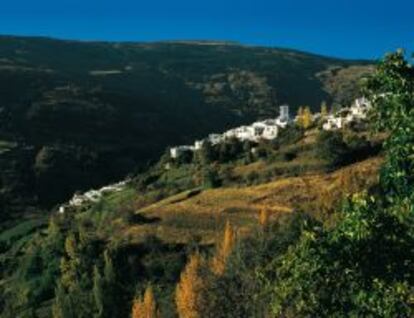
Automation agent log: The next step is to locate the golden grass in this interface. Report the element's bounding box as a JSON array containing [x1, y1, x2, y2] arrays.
[[124, 157, 382, 245]]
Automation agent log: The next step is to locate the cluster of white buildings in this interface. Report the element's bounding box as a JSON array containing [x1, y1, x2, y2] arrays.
[[58, 180, 128, 213], [170, 105, 291, 158], [54, 98, 372, 214], [169, 98, 371, 159], [322, 97, 371, 131]]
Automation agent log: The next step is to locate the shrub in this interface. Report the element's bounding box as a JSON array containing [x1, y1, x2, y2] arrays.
[[202, 167, 221, 189], [283, 150, 297, 161], [272, 126, 304, 148], [315, 130, 349, 168]]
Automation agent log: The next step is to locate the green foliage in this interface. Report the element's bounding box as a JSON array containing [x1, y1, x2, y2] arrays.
[[202, 167, 222, 189], [0, 219, 46, 250], [316, 130, 349, 167], [365, 50, 414, 200], [271, 193, 414, 317], [315, 130, 379, 169], [272, 126, 304, 148], [52, 283, 73, 318], [197, 213, 310, 318], [268, 50, 414, 318], [92, 266, 105, 318], [194, 140, 214, 165], [365, 50, 414, 133]]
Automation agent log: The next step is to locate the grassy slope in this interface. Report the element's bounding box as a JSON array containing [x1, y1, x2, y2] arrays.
[[119, 156, 382, 245]]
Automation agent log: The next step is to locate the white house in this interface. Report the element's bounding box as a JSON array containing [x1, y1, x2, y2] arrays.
[[350, 97, 371, 118], [59, 180, 128, 213], [251, 121, 279, 140], [232, 126, 253, 141], [275, 117, 289, 128], [321, 97, 371, 131], [354, 97, 371, 109], [194, 140, 204, 150], [208, 133, 224, 145], [262, 124, 279, 139], [224, 129, 237, 139], [170, 145, 195, 159], [168, 104, 290, 159], [323, 115, 344, 131]]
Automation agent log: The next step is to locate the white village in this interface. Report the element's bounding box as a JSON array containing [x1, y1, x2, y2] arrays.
[[58, 97, 371, 214], [170, 97, 371, 159]]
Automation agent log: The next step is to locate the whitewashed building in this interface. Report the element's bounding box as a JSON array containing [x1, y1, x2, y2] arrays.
[[169, 104, 290, 159], [208, 133, 224, 145], [322, 97, 371, 131], [59, 180, 128, 213], [279, 104, 290, 121], [251, 121, 279, 140], [170, 145, 195, 158], [323, 115, 344, 130], [350, 97, 371, 118], [194, 140, 204, 150]]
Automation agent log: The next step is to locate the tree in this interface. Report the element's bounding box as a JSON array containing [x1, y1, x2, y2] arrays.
[[258, 209, 270, 229], [218, 142, 229, 162], [211, 221, 236, 275], [365, 49, 414, 199], [176, 150, 194, 165], [92, 251, 119, 318], [103, 251, 115, 285], [176, 254, 208, 318], [52, 283, 73, 318], [132, 286, 159, 318], [296, 106, 304, 127], [56, 228, 102, 318], [60, 233, 81, 292], [316, 130, 349, 167], [202, 167, 221, 189], [198, 141, 215, 164], [270, 50, 414, 318], [320, 101, 329, 117], [302, 106, 313, 129], [92, 266, 105, 318]]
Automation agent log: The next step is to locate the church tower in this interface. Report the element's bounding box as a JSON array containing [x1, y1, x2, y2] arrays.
[[279, 105, 290, 122]]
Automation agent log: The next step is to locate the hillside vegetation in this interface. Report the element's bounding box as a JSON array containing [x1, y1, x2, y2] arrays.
[[0, 36, 373, 213], [1, 107, 384, 317], [4, 39, 413, 318]]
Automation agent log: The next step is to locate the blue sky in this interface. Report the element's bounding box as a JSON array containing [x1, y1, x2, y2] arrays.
[[0, 0, 412, 59]]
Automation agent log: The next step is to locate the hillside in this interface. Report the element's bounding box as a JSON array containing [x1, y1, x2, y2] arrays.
[[132, 156, 382, 244], [0, 129, 384, 316], [0, 35, 374, 213]]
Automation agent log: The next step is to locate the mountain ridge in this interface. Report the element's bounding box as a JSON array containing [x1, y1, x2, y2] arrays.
[[0, 34, 374, 62]]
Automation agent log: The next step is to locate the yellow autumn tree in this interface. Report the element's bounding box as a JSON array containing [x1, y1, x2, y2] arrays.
[[132, 286, 159, 318], [296, 106, 304, 127], [302, 106, 313, 129], [258, 209, 270, 228], [176, 253, 207, 318], [320, 101, 329, 118], [211, 221, 236, 275]]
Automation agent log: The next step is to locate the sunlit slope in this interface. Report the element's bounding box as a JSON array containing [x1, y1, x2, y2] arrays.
[[124, 157, 382, 244]]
